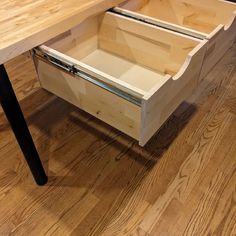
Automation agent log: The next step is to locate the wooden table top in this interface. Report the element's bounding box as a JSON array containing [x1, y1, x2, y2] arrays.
[[0, 0, 124, 64]]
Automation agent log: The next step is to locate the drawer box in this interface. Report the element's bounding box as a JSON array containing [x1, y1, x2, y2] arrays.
[[33, 12, 207, 146], [114, 0, 236, 79]]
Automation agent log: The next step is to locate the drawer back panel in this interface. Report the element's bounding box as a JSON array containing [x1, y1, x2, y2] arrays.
[[98, 12, 200, 75]]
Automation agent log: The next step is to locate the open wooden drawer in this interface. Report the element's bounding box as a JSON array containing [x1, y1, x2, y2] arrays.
[[33, 12, 207, 146], [114, 0, 236, 79]]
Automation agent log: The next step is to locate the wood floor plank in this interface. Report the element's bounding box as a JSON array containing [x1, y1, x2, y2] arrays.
[[150, 114, 236, 235], [139, 109, 233, 234]]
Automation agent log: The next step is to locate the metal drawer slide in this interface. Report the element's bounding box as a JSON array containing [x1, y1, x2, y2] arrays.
[[33, 47, 142, 107]]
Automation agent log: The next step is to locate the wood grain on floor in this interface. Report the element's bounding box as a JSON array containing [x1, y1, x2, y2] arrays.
[[0, 43, 235, 236]]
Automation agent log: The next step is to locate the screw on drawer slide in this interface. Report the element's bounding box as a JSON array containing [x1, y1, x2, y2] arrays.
[[33, 48, 76, 73], [33, 48, 142, 107]]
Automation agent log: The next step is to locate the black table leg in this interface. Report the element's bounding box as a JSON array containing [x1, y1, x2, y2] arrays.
[[0, 64, 48, 185]]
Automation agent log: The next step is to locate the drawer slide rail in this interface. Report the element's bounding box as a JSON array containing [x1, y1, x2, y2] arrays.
[[33, 48, 142, 107]]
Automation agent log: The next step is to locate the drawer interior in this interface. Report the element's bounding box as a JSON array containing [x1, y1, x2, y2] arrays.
[[116, 0, 236, 37], [42, 12, 201, 95], [36, 11, 206, 146]]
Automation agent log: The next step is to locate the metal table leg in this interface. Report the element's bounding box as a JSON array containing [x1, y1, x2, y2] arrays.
[[0, 64, 48, 185]]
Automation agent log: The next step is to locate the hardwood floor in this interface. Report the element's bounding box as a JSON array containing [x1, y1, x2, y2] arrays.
[[0, 42, 235, 236]]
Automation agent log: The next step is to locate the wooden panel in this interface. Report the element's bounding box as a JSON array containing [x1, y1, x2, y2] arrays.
[[120, 0, 236, 34], [80, 49, 165, 92], [99, 12, 200, 76], [139, 40, 208, 146], [43, 13, 171, 94], [118, 0, 149, 10], [200, 12, 236, 79], [35, 59, 141, 139], [0, 0, 125, 64], [45, 15, 100, 61]]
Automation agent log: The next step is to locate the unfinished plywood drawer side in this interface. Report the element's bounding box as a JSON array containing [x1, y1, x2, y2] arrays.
[[114, 0, 236, 80], [33, 12, 207, 146]]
